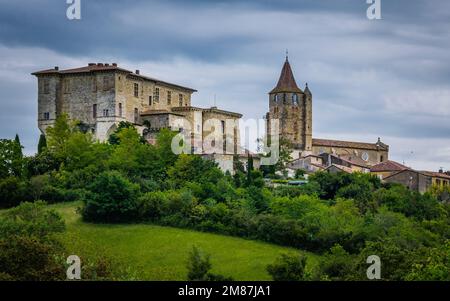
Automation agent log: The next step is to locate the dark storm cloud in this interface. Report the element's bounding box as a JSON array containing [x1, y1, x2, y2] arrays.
[[0, 0, 449, 169]]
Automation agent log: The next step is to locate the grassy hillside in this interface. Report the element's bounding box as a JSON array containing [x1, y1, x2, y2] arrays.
[[51, 202, 318, 280]]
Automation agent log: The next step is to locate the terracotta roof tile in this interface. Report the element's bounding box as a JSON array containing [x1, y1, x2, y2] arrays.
[[270, 58, 303, 94], [370, 160, 410, 172], [32, 63, 197, 92], [313, 138, 388, 151]]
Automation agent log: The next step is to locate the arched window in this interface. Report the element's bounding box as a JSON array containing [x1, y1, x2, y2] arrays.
[[292, 94, 299, 105]]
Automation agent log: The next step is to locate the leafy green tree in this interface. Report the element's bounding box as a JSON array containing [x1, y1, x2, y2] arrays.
[[316, 245, 358, 280], [405, 241, 450, 281], [267, 253, 309, 281], [82, 171, 140, 223], [108, 121, 144, 145], [37, 134, 47, 154], [186, 246, 233, 281], [0, 138, 24, 178], [45, 113, 75, 160], [168, 154, 223, 189]]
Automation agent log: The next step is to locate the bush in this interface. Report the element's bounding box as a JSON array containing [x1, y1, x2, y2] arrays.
[[0, 202, 66, 281], [267, 253, 309, 281], [0, 176, 29, 208], [186, 246, 233, 281], [0, 235, 65, 281], [82, 171, 140, 223], [316, 245, 358, 281]]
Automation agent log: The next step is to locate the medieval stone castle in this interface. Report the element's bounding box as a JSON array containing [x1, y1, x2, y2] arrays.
[[32, 57, 389, 174]]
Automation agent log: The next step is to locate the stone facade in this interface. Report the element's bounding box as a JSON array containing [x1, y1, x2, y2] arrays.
[[384, 169, 450, 193], [266, 57, 389, 167], [33, 63, 245, 174], [32, 63, 195, 141]]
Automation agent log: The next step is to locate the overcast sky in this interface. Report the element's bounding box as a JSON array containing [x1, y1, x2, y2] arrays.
[[0, 0, 449, 170]]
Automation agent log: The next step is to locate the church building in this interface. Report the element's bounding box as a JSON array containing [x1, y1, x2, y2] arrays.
[[266, 57, 389, 169]]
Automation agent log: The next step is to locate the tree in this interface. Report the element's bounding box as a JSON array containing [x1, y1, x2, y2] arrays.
[[186, 246, 233, 281], [267, 253, 309, 281], [82, 171, 140, 223], [45, 113, 79, 162], [37, 134, 47, 154], [0, 138, 24, 178], [275, 138, 293, 178], [108, 121, 144, 145]]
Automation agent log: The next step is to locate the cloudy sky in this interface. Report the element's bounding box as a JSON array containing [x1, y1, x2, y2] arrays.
[[0, 0, 449, 170]]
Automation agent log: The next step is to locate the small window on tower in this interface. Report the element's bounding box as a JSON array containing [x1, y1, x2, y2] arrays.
[[154, 87, 160, 102], [167, 91, 172, 105], [149, 96, 152, 106], [134, 83, 139, 97], [43, 79, 50, 94], [93, 104, 97, 118]]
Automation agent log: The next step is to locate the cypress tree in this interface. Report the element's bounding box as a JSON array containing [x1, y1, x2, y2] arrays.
[[38, 134, 47, 154]]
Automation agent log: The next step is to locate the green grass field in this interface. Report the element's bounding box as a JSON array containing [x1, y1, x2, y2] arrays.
[[49, 202, 318, 280]]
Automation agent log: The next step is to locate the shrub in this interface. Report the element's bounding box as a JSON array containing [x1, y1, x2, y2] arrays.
[[0, 235, 65, 281], [82, 171, 140, 223], [0, 176, 29, 209], [267, 253, 309, 281], [186, 246, 233, 281], [316, 245, 358, 281], [0, 202, 66, 281]]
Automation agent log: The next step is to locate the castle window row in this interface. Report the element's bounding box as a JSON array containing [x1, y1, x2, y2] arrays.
[[273, 93, 301, 105]]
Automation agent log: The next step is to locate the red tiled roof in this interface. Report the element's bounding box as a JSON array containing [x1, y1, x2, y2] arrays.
[[326, 164, 353, 174], [384, 169, 450, 181], [32, 63, 197, 92], [313, 138, 388, 151], [334, 154, 370, 169], [370, 160, 409, 172], [140, 110, 185, 117], [419, 171, 450, 180], [269, 58, 303, 94]]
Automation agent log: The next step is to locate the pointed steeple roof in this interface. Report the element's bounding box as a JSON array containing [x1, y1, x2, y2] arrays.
[[270, 56, 303, 94]]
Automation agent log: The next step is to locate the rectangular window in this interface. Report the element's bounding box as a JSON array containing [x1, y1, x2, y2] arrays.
[[118, 103, 122, 117], [43, 112, 50, 120], [134, 108, 139, 124], [167, 91, 172, 105], [64, 79, 71, 94], [43, 79, 50, 94], [103, 109, 109, 117], [93, 104, 97, 118], [179, 94, 183, 107], [134, 83, 139, 97], [103, 76, 109, 91], [149, 96, 152, 106], [91, 77, 97, 92], [153, 87, 160, 102]]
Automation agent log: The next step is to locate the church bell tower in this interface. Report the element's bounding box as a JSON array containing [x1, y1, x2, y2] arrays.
[[266, 56, 312, 156]]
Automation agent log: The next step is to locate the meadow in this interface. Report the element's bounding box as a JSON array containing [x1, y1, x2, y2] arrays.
[[52, 202, 318, 280]]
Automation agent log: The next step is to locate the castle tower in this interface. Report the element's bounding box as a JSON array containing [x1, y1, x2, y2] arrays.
[[267, 56, 312, 156]]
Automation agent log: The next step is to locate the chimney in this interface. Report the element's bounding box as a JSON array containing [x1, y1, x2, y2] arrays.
[[97, 63, 104, 66], [54, 66, 59, 71], [105, 63, 110, 67], [135, 70, 140, 75], [112, 63, 117, 67], [88, 63, 95, 66], [439, 168, 444, 174]]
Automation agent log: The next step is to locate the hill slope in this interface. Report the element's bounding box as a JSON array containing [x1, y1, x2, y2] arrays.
[[52, 202, 318, 280]]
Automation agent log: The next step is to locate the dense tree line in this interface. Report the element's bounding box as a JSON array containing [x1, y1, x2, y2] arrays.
[[0, 114, 449, 280]]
